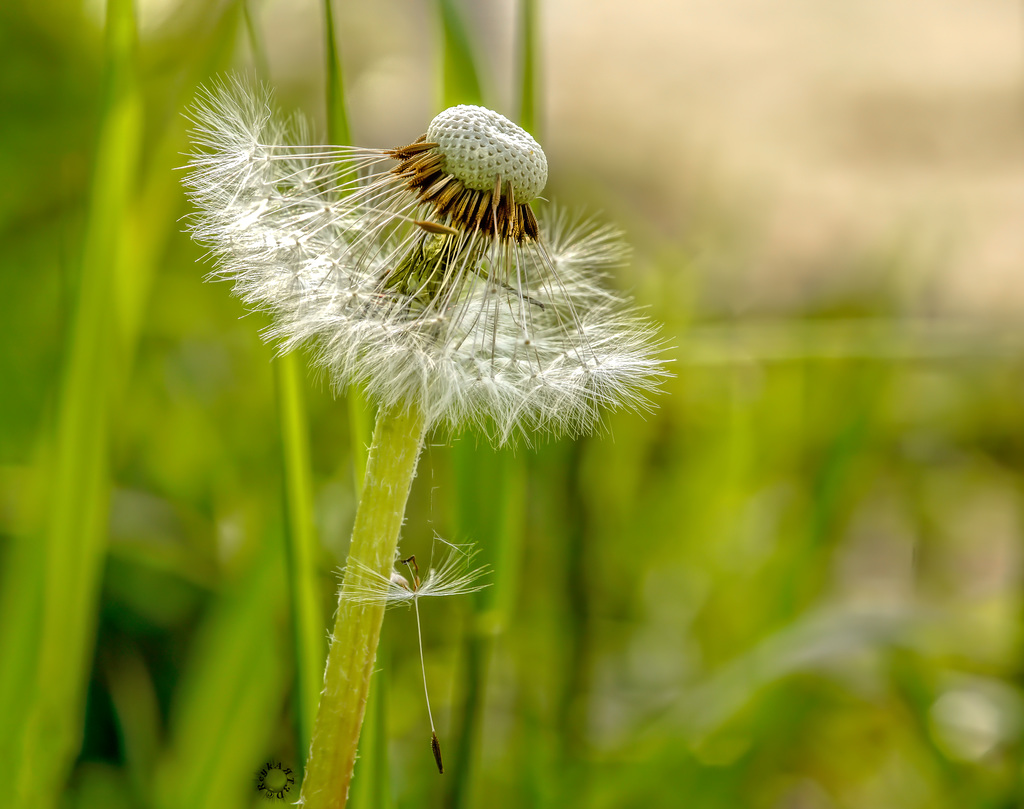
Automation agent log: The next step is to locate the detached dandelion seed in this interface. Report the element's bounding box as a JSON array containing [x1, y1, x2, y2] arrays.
[[181, 77, 666, 809], [343, 541, 490, 607], [400, 553, 452, 775], [345, 543, 489, 774]]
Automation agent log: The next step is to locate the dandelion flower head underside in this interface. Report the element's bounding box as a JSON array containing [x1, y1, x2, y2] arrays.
[[183, 79, 664, 442]]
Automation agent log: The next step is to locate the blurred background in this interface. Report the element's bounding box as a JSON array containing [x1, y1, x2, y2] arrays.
[[2, 0, 1024, 807]]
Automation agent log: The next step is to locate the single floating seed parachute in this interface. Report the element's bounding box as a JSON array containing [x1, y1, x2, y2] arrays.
[[341, 546, 488, 776]]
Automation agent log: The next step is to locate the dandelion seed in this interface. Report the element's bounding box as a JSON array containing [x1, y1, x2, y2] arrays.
[[343, 544, 488, 774], [182, 77, 666, 443], [431, 731, 444, 775], [342, 542, 489, 607]]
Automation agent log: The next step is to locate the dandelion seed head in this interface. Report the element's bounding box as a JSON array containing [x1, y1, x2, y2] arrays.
[[182, 78, 667, 444], [426, 104, 547, 202]]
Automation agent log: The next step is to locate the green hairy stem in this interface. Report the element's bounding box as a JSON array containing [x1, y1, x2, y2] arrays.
[[300, 401, 427, 809]]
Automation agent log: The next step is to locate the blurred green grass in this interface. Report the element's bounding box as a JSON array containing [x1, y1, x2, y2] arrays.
[[2, 0, 1024, 808]]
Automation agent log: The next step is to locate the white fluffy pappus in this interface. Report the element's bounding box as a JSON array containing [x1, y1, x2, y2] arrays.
[[340, 543, 489, 607], [182, 78, 666, 443]]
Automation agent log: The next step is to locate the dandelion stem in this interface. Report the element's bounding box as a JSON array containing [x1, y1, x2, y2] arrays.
[[300, 400, 427, 809]]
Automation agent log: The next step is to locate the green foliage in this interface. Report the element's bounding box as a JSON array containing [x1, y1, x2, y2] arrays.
[[437, 0, 484, 108], [1, 1, 1022, 808]]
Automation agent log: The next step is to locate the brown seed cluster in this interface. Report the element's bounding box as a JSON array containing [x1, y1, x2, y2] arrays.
[[389, 136, 540, 243]]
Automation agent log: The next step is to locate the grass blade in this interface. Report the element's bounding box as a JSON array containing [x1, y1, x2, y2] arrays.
[[0, 0, 142, 805], [153, 540, 290, 809], [237, 0, 328, 770], [437, 0, 484, 106], [323, 0, 351, 145], [321, 0, 371, 491], [276, 356, 326, 768], [517, 0, 538, 132], [446, 6, 529, 803], [449, 446, 526, 808]]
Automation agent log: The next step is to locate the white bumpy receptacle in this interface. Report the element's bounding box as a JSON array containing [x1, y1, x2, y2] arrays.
[[426, 105, 548, 202]]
